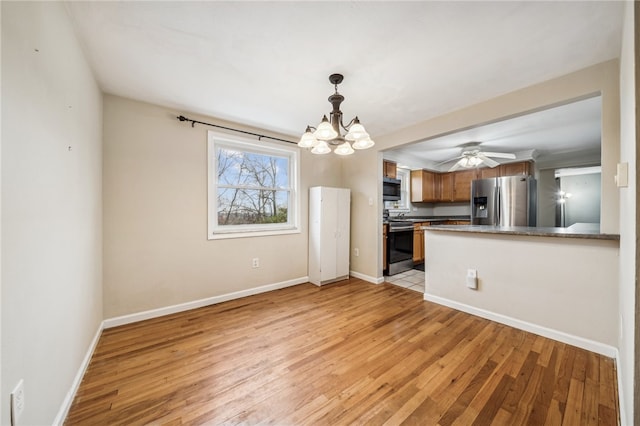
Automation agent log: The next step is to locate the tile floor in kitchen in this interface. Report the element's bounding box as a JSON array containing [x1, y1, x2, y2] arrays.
[[385, 268, 425, 293]]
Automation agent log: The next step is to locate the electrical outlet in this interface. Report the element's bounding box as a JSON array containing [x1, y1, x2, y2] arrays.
[[11, 379, 24, 426], [252, 258, 259, 268], [354, 248, 359, 257]]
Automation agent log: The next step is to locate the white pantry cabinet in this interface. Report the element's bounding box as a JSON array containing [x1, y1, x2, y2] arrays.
[[308, 187, 351, 286]]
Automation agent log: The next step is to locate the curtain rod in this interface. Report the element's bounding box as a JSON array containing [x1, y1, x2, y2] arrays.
[[176, 115, 297, 145]]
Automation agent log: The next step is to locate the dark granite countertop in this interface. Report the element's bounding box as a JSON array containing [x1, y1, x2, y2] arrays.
[[423, 225, 620, 241]]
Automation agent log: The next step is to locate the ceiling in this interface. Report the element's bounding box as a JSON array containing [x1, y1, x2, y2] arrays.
[[64, 1, 623, 141]]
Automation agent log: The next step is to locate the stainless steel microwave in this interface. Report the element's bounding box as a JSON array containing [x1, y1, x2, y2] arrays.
[[383, 177, 402, 201]]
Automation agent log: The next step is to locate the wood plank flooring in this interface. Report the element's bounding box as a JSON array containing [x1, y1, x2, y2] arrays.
[[65, 278, 619, 425]]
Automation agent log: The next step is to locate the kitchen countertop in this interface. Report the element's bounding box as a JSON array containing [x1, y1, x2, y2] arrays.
[[423, 224, 620, 241]]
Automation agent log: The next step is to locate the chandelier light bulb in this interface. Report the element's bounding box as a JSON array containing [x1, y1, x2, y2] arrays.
[[298, 127, 318, 148], [314, 116, 338, 141], [345, 118, 369, 141], [334, 141, 355, 156], [352, 137, 375, 150], [311, 140, 331, 155]]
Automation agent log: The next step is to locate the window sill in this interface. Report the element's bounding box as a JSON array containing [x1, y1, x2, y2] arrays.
[[208, 227, 301, 240]]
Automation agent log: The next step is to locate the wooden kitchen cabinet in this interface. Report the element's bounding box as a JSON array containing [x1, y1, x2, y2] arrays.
[[452, 169, 476, 201], [439, 173, 454, 202], [478, 167, 500, 179], [446, 220, 471, 225], [410, 161, 534, 205], [411, 170, 439, 202], [383, 160, 397, 179], [500, 161, 532, 177]]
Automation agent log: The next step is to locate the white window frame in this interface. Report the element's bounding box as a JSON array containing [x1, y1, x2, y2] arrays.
[[385, 167, 411, 213], [208, 131, 300, 240]]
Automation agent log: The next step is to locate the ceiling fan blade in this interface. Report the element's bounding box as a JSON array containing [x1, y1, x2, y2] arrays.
[[448, 159, 464, 172], [477, 154, 500, 168], [480, 151, 516, 159]]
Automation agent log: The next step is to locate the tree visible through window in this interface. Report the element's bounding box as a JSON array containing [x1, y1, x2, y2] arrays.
[[208, 132, 299, 239], [217, 148, 289, 225]]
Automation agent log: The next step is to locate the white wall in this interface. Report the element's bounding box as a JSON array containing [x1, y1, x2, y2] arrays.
[[424, 230, 619, 350], [103, 95, 342, 318], [617, 1, 636, 424], [1, 2, 103, 425], [561, 173, 601, 226], [537, 169, 557, 227]]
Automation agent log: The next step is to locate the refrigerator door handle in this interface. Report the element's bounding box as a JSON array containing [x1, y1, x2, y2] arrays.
[[495, 187, 501, 226]]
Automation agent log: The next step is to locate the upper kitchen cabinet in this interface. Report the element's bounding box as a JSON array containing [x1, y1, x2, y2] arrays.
[[411, 170, 439, 202], [452, 169, 477, 201], [439, 173, 454, 202], [500, 161, 532, 177], [478, 167, 501, 179], [479, 161, 532, 179], [383, 160, 398, 179], [410, 161, 535, 203], [438, 170, 491, 202]]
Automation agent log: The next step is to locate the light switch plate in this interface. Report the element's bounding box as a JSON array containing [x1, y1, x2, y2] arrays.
[[466, 269, 478, 290], [616, 162, 629, 187]]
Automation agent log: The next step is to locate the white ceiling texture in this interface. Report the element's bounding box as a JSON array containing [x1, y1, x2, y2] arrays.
[[65, 1, 624, 168]]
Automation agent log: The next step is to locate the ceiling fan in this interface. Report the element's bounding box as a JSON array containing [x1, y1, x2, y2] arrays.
[[442, 143, 516, 172]]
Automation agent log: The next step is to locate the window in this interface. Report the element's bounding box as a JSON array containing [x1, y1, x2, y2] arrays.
[[384, 168, 411, 212], [208, 131, 300, 239]]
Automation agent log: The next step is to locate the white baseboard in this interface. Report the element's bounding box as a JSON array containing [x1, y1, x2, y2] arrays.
[[53, 321, 104, 426], [423, 293, 617, 358], [104, 276, 309, 329], [350, 270, 385, 284]]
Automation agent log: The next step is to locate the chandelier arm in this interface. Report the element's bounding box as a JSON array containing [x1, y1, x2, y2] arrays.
[[341, 117, 357, 131]]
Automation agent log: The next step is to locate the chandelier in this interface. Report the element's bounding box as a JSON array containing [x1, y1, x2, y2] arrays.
[[298, 74, 375, 155]]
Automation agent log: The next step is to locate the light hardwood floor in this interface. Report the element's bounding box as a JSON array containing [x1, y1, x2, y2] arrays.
[[65, 278, 619, 425]]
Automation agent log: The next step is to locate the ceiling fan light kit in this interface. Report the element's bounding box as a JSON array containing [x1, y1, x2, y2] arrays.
[[298, 74, 375, 155], [447, 143, 516, 172]]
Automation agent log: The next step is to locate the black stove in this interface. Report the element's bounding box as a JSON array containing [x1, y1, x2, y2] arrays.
[[388, 220, 414, 231], [387, 220, 414, 275]]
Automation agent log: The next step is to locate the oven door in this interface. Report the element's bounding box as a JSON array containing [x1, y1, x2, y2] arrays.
[[387, 226, 414, 275]]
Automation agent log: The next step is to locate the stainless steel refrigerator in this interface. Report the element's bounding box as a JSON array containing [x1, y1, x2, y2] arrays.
[[471, 176, 537, 226]]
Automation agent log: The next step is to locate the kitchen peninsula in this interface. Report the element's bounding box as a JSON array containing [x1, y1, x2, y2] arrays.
[[422, 225, 620, 357]]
